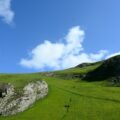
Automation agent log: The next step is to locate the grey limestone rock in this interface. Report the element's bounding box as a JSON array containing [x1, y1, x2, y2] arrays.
[[0, 80, 48, 116]]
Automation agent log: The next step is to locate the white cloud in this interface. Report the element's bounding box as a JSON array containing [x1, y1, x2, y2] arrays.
[[0, 0, 14, 24], [21, 41, 65, 69], [106, 52, 120, 59], [90, 50, 108, 60], [20, 26, 108, 70]]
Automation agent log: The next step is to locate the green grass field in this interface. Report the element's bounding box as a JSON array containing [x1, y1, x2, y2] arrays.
[[0, 63, 120, 120]]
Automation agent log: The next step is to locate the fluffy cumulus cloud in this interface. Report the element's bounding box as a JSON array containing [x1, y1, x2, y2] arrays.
[[0, 0, 14, 24], [20, 26, 109, 70]]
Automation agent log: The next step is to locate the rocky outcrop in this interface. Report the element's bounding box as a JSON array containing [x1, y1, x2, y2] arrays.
[[0, 80, 48, 116]]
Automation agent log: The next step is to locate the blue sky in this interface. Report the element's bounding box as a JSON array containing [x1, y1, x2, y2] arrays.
[[0, 0, 120, 73]]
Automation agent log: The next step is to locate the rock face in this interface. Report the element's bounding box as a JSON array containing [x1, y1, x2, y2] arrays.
[[0, 80, 48, 116]]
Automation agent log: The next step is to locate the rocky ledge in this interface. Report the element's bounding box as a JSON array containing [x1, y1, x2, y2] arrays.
[[0, 80, 48, 116]]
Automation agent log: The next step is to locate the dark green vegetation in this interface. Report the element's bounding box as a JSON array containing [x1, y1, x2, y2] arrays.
[[84, 55, 120, 84], [0, 55, 120, 120]]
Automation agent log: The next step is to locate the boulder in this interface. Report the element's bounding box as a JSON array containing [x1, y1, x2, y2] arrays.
[[0, 80, 48, 116]]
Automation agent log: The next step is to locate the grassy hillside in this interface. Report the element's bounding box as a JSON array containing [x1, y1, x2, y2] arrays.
[[0, 59, 120, 120]]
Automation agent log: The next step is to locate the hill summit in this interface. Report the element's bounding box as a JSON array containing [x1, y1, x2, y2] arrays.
[[83, 55, 120, 81]]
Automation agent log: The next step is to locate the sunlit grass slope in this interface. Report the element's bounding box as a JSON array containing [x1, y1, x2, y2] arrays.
[[0, 62, 120, 120]]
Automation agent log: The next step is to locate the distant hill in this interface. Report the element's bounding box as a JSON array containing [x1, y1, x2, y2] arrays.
[[76, 61, 102, 68]]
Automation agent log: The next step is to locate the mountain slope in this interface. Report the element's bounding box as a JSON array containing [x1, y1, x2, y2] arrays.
[[0, 55, 120, 119], [84, 55, 120, 82]]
